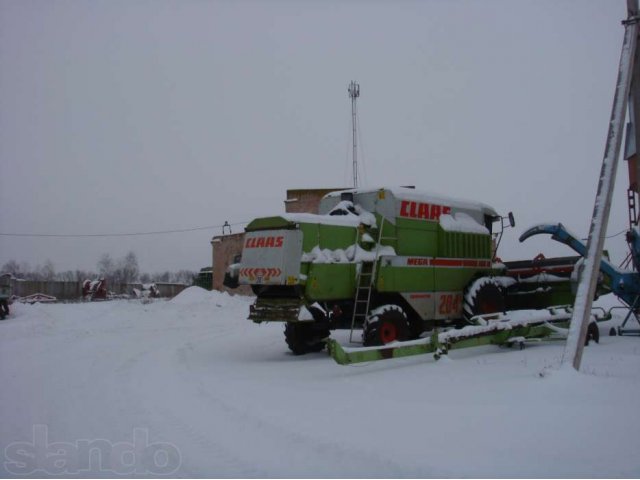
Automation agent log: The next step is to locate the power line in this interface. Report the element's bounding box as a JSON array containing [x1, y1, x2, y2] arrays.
[[1, 223, 630, 240], [577, 228, 627, 242], [0, 221, 249, 238], [605, 228, 628, 239]]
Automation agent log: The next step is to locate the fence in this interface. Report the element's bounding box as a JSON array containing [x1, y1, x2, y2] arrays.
[[10, 279, 187, 301]]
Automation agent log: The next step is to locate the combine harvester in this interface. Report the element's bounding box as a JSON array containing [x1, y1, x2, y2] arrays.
[[225, 187, 608, 361], [226, 2, 640, 365]]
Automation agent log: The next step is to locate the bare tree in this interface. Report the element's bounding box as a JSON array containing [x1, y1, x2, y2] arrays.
[[97, 254, 114, 280], [152, 271, 171, 283], [175, 269, 197, 285], [119, 251, 139, 284], [75, 269, 96, 282], [1, 260, 20, 276], [58, 270, 76, 282], [39, 260, 56, 281], [3, 254, 198, 289], [1, 260, 29, 279]]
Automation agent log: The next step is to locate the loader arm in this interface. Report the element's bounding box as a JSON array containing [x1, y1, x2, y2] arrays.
[[519, 223, 620, 279], [520, 223, 640, 312]]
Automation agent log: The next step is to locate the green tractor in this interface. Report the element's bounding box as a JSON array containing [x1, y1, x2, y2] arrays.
[[193, 267, 213, 291], [225, 187, 601, 354]]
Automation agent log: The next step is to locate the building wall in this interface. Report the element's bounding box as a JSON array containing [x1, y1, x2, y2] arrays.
[[12, 280, 83, 300], [211, 232, 252, 295], [284, 188, 346, 214], [10, 279, 186, 300], [154, 283, 189, 298]]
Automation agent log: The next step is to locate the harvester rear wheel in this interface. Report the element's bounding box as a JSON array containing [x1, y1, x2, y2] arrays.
[[362, 306, 410, 346], [463, 278, 506, 323], [284, 321, 329, 355]]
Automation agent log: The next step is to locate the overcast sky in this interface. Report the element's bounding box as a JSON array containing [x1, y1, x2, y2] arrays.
[[0, 0, 631, 275]]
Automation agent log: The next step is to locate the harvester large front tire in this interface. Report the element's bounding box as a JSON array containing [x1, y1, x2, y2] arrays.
[[463, 278, 506, 323], [284, 322, 329, 355], [362, 306, 410, 346]]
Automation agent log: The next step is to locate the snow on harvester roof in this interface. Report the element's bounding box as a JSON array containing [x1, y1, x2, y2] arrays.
[[279, 213, 365, 228], [440, 212, 490, 234], [321, 187, 499, 218], [280, 201, 376, 228], [301, 243, 397, 264]]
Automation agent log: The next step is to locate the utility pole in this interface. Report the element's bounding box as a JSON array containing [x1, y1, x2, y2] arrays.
[[562, 2, 639, 370], [348, 81, 360, 188]]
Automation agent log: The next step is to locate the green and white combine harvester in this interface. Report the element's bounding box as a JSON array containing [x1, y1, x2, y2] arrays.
[[225, 187, 610, 364]]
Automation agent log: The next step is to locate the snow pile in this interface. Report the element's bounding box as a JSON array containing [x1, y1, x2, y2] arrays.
[[360, 232, 375, 243], [170, 286, 245, 308], [282, 201, 377, 228], [440, 212, 489, 234], [170, 286, 214, 304], [280, 212, 362, 227], [301, 243, 396, 264], [328, 201, 377, 227], [493, 275, 518, 288], [301, 246, 351, 263], [519, 272, 569, 283]]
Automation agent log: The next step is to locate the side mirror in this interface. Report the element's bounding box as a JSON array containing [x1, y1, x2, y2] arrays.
[[508, 212, 516, 228]]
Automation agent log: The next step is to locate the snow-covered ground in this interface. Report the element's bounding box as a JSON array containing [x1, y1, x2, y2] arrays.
[[1, 288, 639, 478]]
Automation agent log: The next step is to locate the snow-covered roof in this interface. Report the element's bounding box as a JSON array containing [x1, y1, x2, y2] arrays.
[[440, 212, 490, 235], [321, 187, 499, 219], [280, 213, 363, 227], [319, 187, 499, 225]]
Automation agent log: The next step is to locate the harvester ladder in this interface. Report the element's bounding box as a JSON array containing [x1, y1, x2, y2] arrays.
[[349, 261, 376, 343], [348, 217, 395, 343]]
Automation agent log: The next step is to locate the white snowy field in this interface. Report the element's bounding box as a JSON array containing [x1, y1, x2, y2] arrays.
[[1, 288, 639, 478]]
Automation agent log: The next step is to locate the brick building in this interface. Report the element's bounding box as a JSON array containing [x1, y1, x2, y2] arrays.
[[210, 188, 346, 293], [210, 232, 251, 294], [283, 188, 345, 213]]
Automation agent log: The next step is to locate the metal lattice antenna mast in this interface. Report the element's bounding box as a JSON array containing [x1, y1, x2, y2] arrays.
[[348, 81, 360, 188]]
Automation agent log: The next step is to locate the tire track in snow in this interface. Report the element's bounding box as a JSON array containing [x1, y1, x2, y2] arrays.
[[111, 330, 267, 477], [122, 334, 434, 478]]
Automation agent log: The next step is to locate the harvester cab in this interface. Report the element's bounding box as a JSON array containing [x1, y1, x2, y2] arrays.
[[492, 211, 516, 261]]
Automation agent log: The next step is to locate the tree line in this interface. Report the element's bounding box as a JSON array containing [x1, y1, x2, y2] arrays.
[[1, 252, 198, 286]]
